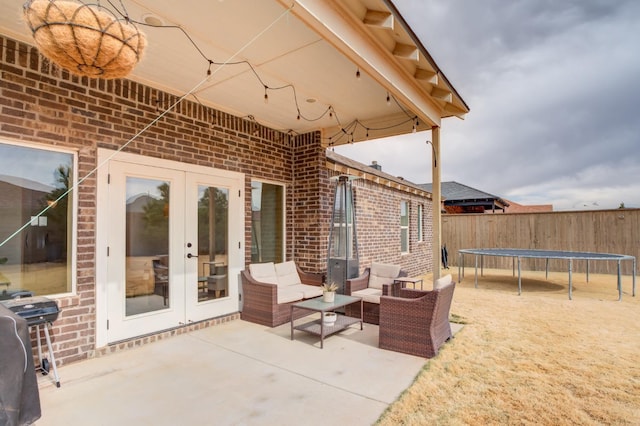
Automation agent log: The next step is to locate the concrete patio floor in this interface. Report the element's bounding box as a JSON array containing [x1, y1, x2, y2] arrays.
[[34, 317, 459, 425]]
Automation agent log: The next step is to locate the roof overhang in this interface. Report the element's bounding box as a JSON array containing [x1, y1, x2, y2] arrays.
[[0, 0, 468, 147]]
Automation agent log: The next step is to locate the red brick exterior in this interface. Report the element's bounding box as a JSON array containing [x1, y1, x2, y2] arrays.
[[0, 35, 432, 366], [328, 174, 434, 277]]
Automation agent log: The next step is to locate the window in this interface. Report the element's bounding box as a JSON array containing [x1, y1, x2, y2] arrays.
[[251, 181, 284, 263], [417, 204, 424, 242], [0, 141, 76, 296], [400, 200, 409, 253]]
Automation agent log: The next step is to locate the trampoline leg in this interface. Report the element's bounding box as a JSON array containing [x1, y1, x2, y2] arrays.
[[458, 253, 463, 283], [474, 255, 478, 289], [633, 258, 637, 297], [586, 260, 590, 283], [617, 260, 622, 301], [517, 257, 521, 296], [545, 258, 549, 280], [568, 259, 573, 300]]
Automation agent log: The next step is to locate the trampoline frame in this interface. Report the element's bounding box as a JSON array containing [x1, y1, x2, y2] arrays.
[[457, 248, 636, 300]]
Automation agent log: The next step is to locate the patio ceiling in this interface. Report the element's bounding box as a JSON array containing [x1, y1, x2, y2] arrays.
[[0, 0, 468, 146]]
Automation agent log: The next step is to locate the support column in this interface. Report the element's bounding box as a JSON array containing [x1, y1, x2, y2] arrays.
[[431, 126, 442, 281]]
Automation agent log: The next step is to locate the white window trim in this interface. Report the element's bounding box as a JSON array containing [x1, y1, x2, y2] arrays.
[[417, 204, 424, 242], [0, 137, 79, 298], [400, 200, 409, 254]]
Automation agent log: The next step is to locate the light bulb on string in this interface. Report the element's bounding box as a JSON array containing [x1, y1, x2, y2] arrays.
[[356, 67, 360, 79], [264, 86, 268, 104], [386, 92, 391, 106]]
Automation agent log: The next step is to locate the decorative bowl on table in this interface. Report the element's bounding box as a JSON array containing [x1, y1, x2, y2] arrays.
[[322, 312, 337, 326]]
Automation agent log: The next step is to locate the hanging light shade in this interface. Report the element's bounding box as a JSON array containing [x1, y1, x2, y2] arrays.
[[23, 0, 146, 79]]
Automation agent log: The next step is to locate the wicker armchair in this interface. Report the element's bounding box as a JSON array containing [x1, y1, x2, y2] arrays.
[[379, 277, 455, 358], [345, 263, 407, 325]]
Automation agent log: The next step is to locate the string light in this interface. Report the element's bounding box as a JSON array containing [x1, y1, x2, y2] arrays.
[[89, 1, 423, 138]]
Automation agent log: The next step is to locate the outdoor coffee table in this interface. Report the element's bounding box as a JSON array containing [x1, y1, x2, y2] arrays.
[[290, 294, 363, 348]]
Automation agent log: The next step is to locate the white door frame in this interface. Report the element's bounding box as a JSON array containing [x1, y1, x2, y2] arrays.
[[96, 149, 245, 347]]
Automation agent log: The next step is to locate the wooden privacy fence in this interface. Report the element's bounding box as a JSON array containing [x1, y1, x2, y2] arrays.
[[441, 209, 640, 275]]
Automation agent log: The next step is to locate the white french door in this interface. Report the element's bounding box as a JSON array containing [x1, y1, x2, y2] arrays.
[[96, 150, 244, 344]]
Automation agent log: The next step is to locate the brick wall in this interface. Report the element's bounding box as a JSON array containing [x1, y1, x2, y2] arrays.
[[345, 177, 433, 277], [0, 34, 327, 365], [290, 132, 332, 272]]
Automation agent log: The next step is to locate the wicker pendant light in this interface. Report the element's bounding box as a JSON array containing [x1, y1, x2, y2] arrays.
[[23, 0, 146, 79]]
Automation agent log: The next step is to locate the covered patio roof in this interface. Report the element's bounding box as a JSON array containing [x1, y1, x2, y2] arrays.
[[0, 0, 468, 145]]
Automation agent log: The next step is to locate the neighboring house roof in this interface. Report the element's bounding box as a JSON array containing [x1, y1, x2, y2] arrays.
[[419, 181, 508, 212], [326, 150, 431, 199], [502, 199, 553, 213], [0, 174, 54, 193]]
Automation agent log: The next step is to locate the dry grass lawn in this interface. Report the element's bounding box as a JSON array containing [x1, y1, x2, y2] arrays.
[[378, 268, 640, 425]]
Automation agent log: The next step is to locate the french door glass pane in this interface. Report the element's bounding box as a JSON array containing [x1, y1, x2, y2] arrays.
[[0, 143, 73, 297], [197, 186, 228, 302], [125, 177, 169, 316]]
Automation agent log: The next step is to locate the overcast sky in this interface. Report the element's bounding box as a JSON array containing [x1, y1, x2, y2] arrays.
[[335, 0, 640, 211]]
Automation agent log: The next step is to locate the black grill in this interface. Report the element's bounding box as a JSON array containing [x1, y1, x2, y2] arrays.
[[1, 296, 60, 326], [0, 296, 62, 387]]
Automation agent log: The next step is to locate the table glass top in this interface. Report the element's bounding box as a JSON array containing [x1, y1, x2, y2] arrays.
[[293, 294, 361, 311]]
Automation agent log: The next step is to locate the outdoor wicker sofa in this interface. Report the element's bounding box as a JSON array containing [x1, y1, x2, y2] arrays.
[[379, 274, 456, 358], [345, 263, 407, 324], [240, 261, 324, 327]]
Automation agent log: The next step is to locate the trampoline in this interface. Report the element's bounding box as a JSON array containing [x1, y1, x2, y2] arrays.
[[458, 248, 636, 300]]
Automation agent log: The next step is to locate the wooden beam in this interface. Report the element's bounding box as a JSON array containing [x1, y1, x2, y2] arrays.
[[431, 126, 442, 280], [415, 68, 438, 85], [363, 9, 393, 30], [443, 103, 468, 119], [393, 43, 419, 62], [430, 87, 453, 103]]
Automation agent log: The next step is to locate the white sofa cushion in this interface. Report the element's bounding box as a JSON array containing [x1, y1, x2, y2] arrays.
[[249, 262, 279, 286], [287, 284, 323, 299], [275, 261, 302, 287], [368, 263, 401, 289], [277, 289, 304, 304], [434, 274, 452, 290], [352, 287, 382, 304]]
